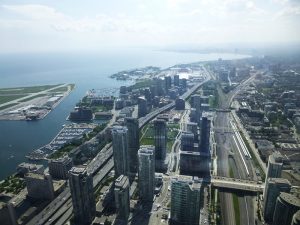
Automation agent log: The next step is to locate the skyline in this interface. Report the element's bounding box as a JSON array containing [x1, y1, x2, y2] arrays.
[[0, 0, 300, 53]]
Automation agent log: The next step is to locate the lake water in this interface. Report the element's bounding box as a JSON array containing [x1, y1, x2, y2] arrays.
[[0, 49, 250, 180]]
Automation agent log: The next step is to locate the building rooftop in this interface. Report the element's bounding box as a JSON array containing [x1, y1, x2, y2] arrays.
[[269, 151, 283, 164], [49, 156, 71, 163], [138, 145, 155, 155], [115, 175, 129, 189], [69, 166, 86, 175], [279, 192, 300, 208], [171, 175, 202, 190], [269, 178, 291, 185], [112, 126, 128, 133], [25, 172, 45, 180]]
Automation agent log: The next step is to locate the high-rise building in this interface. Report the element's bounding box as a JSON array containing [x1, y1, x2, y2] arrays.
[[125, 117, 140, 175], [165, 76, 172, 91], [191, 95, 201, 123], [266, 151, 283, 182], [138, 146, 155, 202], [138, 97, 147, 118], [291, 210, 300, 225], [181, 132, 195, 151], [180, 78, 187, 89], [180, 151, 210, 177], [112, 126, 129, 178], [152, 78, 165, 96], [199, 115, 211, 154], [175, 98, 185, 110], [48, 156, 73, 180], [154, 119, 167, 161], [186, 122, 198, 141], [69, 167, 95, 225], [174, 75, 180, 87], [263, 178, 291, 222], [25, 173, 54, 200], [114, 175, 130, 222], [273, 192, 300, 225], [170, 175, 203, 225], [190, 95, 200, 109]]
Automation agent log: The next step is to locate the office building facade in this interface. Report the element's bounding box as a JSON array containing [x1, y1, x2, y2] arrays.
[[25, 173, 55, 200], [174, 75, 180, 87], [266, 151, 283, 182], [112, 126, 129, 178], [48, 156, 73, 180], [199, 115, 211, 155], [69, 167, 95, 225], [138, 146, 155, 202], [273, 192, 300, 225], [263, 178, 291, 222], [292, 210, 300, 225], [181, 132, 195, 151], [170, 175, 203, 225], [125, 117, 140, 174], [180, 151, 210, 177], [154, 119, 167, 161], [138, 97, 147, 118], [114, 175, 130, 222]]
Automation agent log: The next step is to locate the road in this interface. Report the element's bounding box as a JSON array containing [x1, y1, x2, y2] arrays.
[[214, 71, 259, 225]]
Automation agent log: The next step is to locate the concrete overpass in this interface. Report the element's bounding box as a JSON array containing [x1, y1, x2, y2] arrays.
[[210, 176, 264, 193]]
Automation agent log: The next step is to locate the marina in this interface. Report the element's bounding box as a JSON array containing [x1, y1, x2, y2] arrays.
[[26, 123, 96, 161]]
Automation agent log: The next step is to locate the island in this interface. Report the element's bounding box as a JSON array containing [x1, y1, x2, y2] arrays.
[[0, 83, 75, 120]]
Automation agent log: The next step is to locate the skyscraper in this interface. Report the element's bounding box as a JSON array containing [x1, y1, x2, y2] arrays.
[[181, 132, 195, 151], [25, 173, 54, 200], [264, 151, 284, 202], [186, 122, 198, 141], [125, 117, 140, 175], [199, 115, 211, 154], [266, 151, 283, 182], [114, 175, 130, 223], [69, 167, 95, 225], [170, 175, 203, 225], [138, 97, 147, 118], [263, 178, 291, 222], [154, 119, 167, 161], [112, 126, 129, 178], [180, 151, 210, 177], [48, 156, 73, 180], [291, 210, 300, 225], [191, 94, 201, 123], [165, 76, 172, 91], [174, 74, 180, 87], [273, 192, 300, 225], [138, 146, 155, 202]]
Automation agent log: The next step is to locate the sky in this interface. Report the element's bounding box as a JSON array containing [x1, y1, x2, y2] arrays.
[[0, 0, 300, 53]]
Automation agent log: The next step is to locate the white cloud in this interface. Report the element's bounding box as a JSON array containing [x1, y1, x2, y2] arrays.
[[0, 1, 299, 52], [1, 4, 164, 35]]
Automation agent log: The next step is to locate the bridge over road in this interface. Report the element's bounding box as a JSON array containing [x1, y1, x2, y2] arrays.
[[210, 176, 264, 193]]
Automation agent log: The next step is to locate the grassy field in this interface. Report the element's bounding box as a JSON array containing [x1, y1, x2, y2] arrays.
[[0, 94, 27, 104], [130, 79, 153, 90], [0, 175, 25, 194], [49, 84, 75, 93], [18, 94, 47, 102], [0, 84, 62, 95], [0, 103, 19, 110], [0, 83, 73, 109]]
